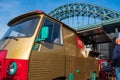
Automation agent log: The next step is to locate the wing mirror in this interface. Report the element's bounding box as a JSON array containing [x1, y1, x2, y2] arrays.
[[35, 26, 49, 43]]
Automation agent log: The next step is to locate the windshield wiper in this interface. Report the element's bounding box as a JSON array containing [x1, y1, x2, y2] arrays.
[[3, 36, 18, 41]]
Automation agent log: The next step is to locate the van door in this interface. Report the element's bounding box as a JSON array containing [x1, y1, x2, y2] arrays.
[[29, 17, 65, 80]]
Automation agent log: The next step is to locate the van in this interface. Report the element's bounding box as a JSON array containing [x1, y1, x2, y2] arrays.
[[0, 10, 111, 80]]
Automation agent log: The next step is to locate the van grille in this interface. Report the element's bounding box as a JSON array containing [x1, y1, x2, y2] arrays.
[[0, 50, 7, 80], [0, 59, 3, 79], [0, 60, 2, 72]]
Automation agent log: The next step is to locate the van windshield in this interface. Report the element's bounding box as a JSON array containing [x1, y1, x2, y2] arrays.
[[2, 16, 40, 39]]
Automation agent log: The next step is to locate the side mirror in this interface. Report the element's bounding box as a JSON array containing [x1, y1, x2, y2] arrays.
[[35, 26, 49, 43]]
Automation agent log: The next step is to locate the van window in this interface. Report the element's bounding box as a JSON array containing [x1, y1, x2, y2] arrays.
[[41, 17, 63, 45], [2, 16, 39, 39]]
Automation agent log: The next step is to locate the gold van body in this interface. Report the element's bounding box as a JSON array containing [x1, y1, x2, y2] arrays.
[[0, 11, 101, 80]]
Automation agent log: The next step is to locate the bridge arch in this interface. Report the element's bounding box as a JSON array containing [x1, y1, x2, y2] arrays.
[[49, 2, 120, 28]]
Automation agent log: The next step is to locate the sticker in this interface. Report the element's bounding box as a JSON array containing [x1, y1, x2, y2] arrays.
[[77, 37, 84, 49]]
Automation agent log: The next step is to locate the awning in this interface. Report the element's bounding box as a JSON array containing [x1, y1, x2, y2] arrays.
[[77, 24, 112, 44]]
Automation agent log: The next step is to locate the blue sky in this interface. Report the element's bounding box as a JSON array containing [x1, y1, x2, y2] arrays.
[[0, 0, 120, 38]]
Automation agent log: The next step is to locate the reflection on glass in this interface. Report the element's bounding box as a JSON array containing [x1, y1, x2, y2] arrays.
[[2, 16, 40, 39]]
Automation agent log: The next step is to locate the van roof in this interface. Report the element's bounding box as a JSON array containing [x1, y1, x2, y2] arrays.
[[8, 10, 44, 26], [8, 10, 76, 33]]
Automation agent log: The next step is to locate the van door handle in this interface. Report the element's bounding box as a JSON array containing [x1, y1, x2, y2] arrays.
[[33, 44, 41, 52]]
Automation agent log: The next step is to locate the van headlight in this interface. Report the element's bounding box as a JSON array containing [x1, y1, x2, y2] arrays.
[[7, 62, 17, 76]]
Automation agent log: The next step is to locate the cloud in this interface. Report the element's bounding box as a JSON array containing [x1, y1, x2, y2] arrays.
[[0, 1, 22, 20], [0, 1, 20, 11], [0, 1, 22, 39]]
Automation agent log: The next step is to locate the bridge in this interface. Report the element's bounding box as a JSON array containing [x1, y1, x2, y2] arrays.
[[48, 2, 120, 58]]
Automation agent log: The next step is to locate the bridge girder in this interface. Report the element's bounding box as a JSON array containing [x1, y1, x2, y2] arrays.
[[49, 2, 120, 21]]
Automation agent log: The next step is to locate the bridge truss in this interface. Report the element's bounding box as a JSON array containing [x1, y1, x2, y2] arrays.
[[49, 2, 120, 29]]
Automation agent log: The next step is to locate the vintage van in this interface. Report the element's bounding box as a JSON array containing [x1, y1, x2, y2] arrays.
[[0, 10, 112, 80]]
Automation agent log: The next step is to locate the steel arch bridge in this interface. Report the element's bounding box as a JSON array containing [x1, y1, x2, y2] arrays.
[[49, 2, 120, 29]]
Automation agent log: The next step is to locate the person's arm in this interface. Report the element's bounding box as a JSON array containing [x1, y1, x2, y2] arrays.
[[112, 46, 118, 67]]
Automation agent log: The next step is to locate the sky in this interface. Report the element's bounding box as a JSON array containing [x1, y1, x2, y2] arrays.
[[0, 0, 120, 38]]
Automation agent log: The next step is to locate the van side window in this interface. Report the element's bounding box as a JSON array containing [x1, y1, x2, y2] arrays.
[[41, 17, 63, 45]]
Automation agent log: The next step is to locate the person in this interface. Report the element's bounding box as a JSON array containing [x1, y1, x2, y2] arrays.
[[112, 38, 120, 80]]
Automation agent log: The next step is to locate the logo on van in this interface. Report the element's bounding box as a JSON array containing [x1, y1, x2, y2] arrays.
[[77, 37, 84, 49]]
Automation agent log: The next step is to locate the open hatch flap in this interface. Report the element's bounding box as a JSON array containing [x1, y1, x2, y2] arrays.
[[77, 24, 112, 44], [102, 18, 120, 34]]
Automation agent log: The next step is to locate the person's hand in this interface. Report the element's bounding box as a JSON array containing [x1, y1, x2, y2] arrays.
[[112, 67, 115, 72], [113, 67, 115, 69]]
